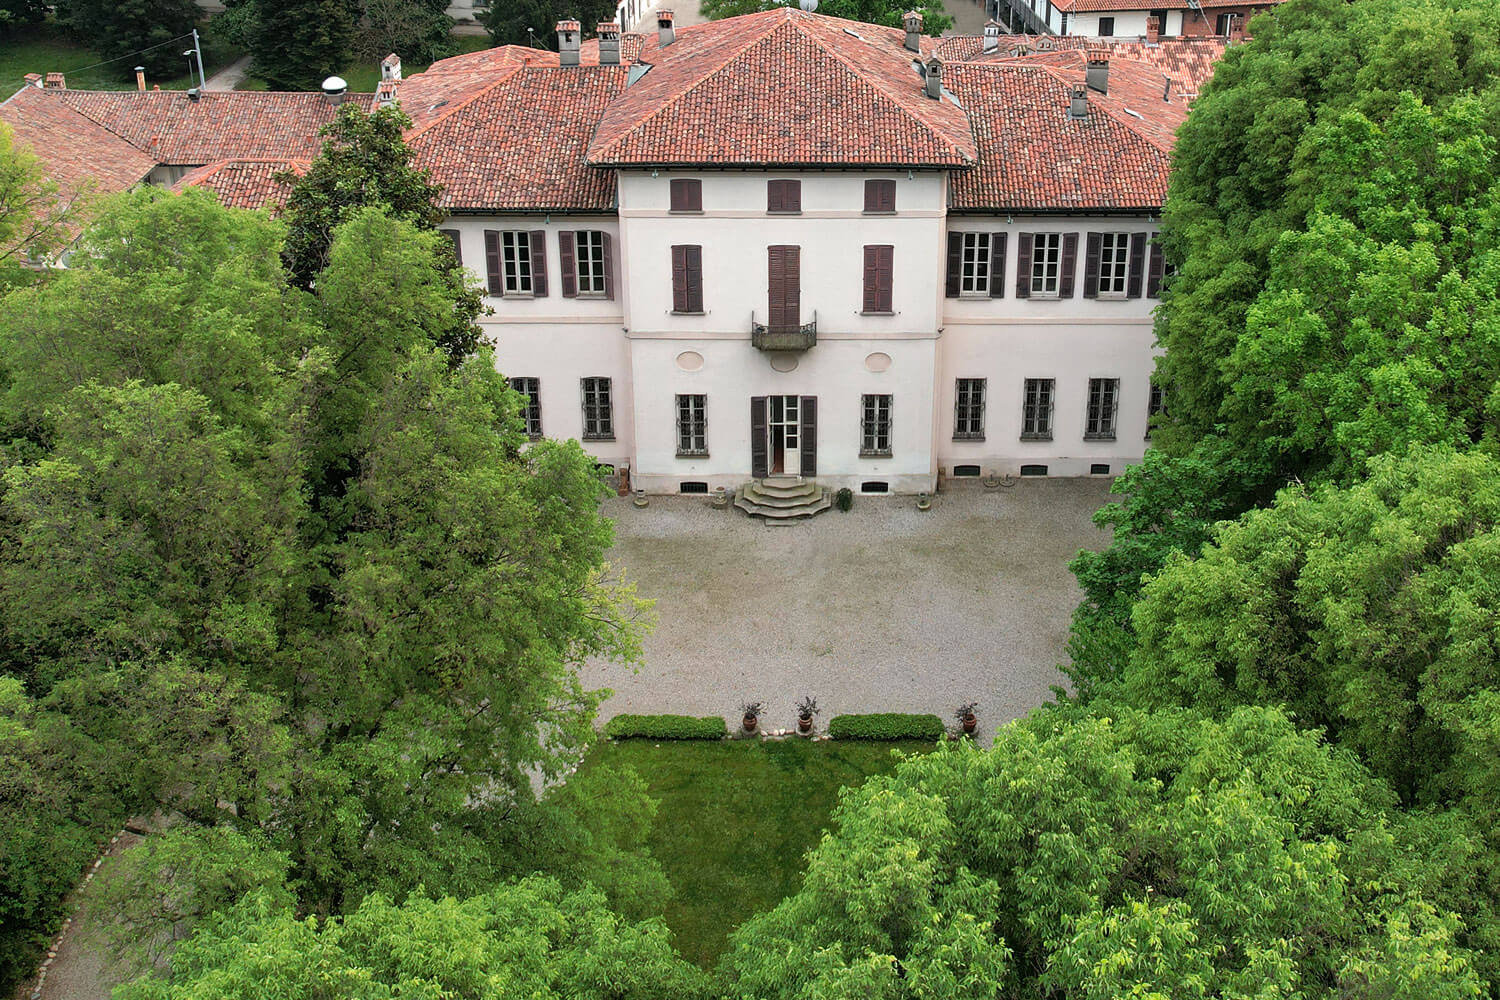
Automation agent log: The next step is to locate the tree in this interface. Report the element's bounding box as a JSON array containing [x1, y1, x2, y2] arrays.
[[250, 0, 359, 91], [56, 0, 201, 80], [114, 878, 712, 1000], [722, 704, 1494, 998], [482, 0, 615, 49], [699, 0, 951, 34], [355, 0, 455, 65], [0, 121, 84, 288], [0, 189, 652, 927]]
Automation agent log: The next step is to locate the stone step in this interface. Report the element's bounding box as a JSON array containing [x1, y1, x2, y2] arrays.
[[740, 486, 827, 509], [734, 492, 831, 519], [752, 478, 818, 499]]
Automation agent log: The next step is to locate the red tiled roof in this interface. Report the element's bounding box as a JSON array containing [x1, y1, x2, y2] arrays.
[[54, 90, 373, 165], [175, 158, 308, 211], [0, 85, 154, 197], [968, 36, 1225, 95], [401, 45, 558, 130], [1054, 0, 1277, 9], [579, 33, 650, 65], [588, 8, 975, 167], [410, 66, 626, 212], [946, 62, 1175, 210]]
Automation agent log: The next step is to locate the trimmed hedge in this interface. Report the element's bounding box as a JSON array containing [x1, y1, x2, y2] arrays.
[[605, 714, 728, 740], [828, 713, 945, 741]]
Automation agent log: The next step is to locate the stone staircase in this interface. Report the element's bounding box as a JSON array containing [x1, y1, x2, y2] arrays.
[[733, 476, 832, 520]]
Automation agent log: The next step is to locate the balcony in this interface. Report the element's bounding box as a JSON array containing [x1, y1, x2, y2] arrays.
[[751, 311, 817, 351]]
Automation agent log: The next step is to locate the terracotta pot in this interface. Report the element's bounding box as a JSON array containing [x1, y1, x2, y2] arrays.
[[743, 714, 758, 732], [961, 714, 977, 734], [797, 714, 813, 734]]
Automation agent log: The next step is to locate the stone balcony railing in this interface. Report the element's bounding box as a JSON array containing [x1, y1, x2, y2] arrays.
[[751, 311, 817, 351]]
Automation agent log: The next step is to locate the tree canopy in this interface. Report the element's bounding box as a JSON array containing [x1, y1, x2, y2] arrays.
[[56, 0, 201, 79], [699, 0, 952, 35]]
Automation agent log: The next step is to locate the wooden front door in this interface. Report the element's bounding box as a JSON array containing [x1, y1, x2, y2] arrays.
[[769, 395, 800, 476]]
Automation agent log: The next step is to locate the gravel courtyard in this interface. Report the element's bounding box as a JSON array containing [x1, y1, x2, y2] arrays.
[[581, 479, 1115, 745]]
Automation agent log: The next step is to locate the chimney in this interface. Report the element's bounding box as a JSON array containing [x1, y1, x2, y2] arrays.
[[903, 10, 923, 53], [43, 72, 65, 90], [187, 87, 201, 102], [1145, 14, 1160, 42], [23, 73, 42, 89], [557, 19, 581, 67], [1163, 76, 1172, 101], [1069, 81, 1088, 118], [923, 56, 942, 99], [657, 9, 675, 47], [598, 21, 621, 65], [320, 75, 347, 105], [1085, 49, 1109, 93], [982, 19, 1000, 54], [381, 53, 402, 81], [135, 66, 146, 91], [375, 79, 398, 109]]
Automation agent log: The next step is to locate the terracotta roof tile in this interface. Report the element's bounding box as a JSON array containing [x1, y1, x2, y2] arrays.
[[0, 85, 154, 197], [55, 90, 373, 165], [589, 9, 975, 167], [175, 158, 308, 211], [410, 66, 626, 212], [580, 33, 650, 64], [400, 45, 558, 130], [1056, 0, 1277, 9], [969, 36, 1225, 95]]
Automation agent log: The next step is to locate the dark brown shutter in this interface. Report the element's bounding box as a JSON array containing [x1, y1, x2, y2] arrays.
[[670, 178, 701, 212], [441, 228, 462, 265], [988, 232, 1006, 298], [685, 245, 702, 312], [529, 230, 548, 297], [1083, 232, 1102, 299], [863, 245, 893, 312], [1127, 232, 1148, 298], [768, 245, 799, 327], [799, 396, 817, 477], [863, 246, 878, 312], [1145, 236, 1164, 298], [945, 231, 963, 298], [767, 181, 781, 213], [1059, 232, 1079, 297], [558, 231, 578, 298], [602, 232, 615, 300], [864, 179, 895, 212], [784, 180, 800, 212], [671, 245, 687, 311], [484, 230, 503, 295], [750, 396, 769, 479], [1015, 232, 1033, 298]]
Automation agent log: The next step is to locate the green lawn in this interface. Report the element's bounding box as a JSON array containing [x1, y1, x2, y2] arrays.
[[578, 738, 933, 967], [236, 35, 493, 93], [0, 23, 240, 92]]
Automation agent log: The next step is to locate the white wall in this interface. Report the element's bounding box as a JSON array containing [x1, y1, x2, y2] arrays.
[[1066, 10, 1181, 36]]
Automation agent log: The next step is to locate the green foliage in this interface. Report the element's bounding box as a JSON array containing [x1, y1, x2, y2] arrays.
[[835, 487, 853, 512], [699, 0, 951, 35], [249, 0, 358, 90], [56, 0, 201, 79], [723, 704, 1492, 998], [483, 0, 615, 48], [115, 877, 713, 1000], [0, 120, 79, 287], [827, 712, 944, 741], [355, 0, 455, 65], [605, 714, 728, 740]]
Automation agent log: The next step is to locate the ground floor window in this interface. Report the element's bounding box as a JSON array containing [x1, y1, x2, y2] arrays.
[[954, 378, 986, 440], [1021, 378, 1054, 440], [581, 377, 614, 440], [509, 377, 541, 438], [1147, 381, 1165, 439], [676, 394, 707, 456], [860, 394, 892, 457], [1085, 377, 1119, 440]]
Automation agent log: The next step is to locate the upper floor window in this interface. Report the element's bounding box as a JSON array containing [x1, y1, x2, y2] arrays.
[[1085, 377, 1119, 440], [954, 378, 986, 440], [961, 232, 991, 296], [581, 377, 614, 440], [509, 377, 542, 438], [676, 394, 707, 456], [1146, 380, 1166, 439], [440, 228, 462, 266], [1098, 15, 1115, 35], [484, 229, 548, 297], [1030, 232, 1062, 296], [670, 178, 702, 212], [671, 245, 704, 313], [1022, 378, 1054, 440], [860, 394, 892, 457], [864, 179, 896, 213], [862, 245, 893, 313], [768, 179, 801, 213], [1097, 232, 1130, 297], [560, 230, 611, 298], [502, 231, 533, 294], [1215, 12, 1237, 35]]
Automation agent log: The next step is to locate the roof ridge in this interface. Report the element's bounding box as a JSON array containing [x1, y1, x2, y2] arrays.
[[788, 14, 975, 164], [402, 59, 533, 142], [589, 10, 795, 162]]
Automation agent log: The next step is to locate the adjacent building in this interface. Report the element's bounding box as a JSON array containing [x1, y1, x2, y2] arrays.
[[2, 9, 1229, 495]]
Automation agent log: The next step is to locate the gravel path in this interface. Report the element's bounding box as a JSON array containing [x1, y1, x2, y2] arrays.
[[581, 479, 1113, 746]]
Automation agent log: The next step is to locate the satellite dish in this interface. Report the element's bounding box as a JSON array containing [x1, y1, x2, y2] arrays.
[[799, 0, 819, 10]]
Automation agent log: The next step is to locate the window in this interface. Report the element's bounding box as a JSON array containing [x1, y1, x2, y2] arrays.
[[860, 394, 892, 457], [1020, 464, 1048, 476], [679, 481, 709, 494], [671, 245, 703, 312], [440, 228, 462, 265], [1146, 381, 1165, 438], [573, 230, 608, 295], [952, 464, 981, 477], [861, 480, 889, 493], [1097, 232, 1130, 297], [862, 245, 893, 313], [1030, 233, 1061, 295], [1215, 12, 1237, 35], [864, 179, 896, 213], [509, 377, 541, 438], [960, 232, 991, 295], [767, 245, 801, 329], [502, 230, 532, 294], [1091, 463, 1111, 475], [1021, 378, 1054, 440], [1085, 377, 1119, 440], [954, 378, 986, 440], [767, 179, 801, 213], [1097, 15, 1115, 35], [1149, 8, 1171, 34], [676, 394, 707, 456], [581, 377, 614, 440], [669, 178, 702, 212]]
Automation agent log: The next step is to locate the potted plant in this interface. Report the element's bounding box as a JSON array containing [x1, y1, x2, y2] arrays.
[[954, 701, 978, 736], [741, 701, 764, 734], [795, 696, 819, 735]]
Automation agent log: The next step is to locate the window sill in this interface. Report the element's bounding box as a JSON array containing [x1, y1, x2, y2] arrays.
[[1083, 433, 1117, 442], [1026, 292, 1061, 300], [767, 210, 801, 216], [676, 451, 709, 459], [859, 450, 893, 459], [1019, 433, 1053, 442], [1095, 293, 1128, 301], [497, 292, 534, 299], [860, 310, 895, 316], [863, 210, 896, 216], [671, 310, 706, 316], [952, 434, 985, 442], [958, 293, 991, 300], [668, 210, 704, 216], [575, 292, 609, 300], [582, 435, 616, 442], [527, 433, 543, 441]]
